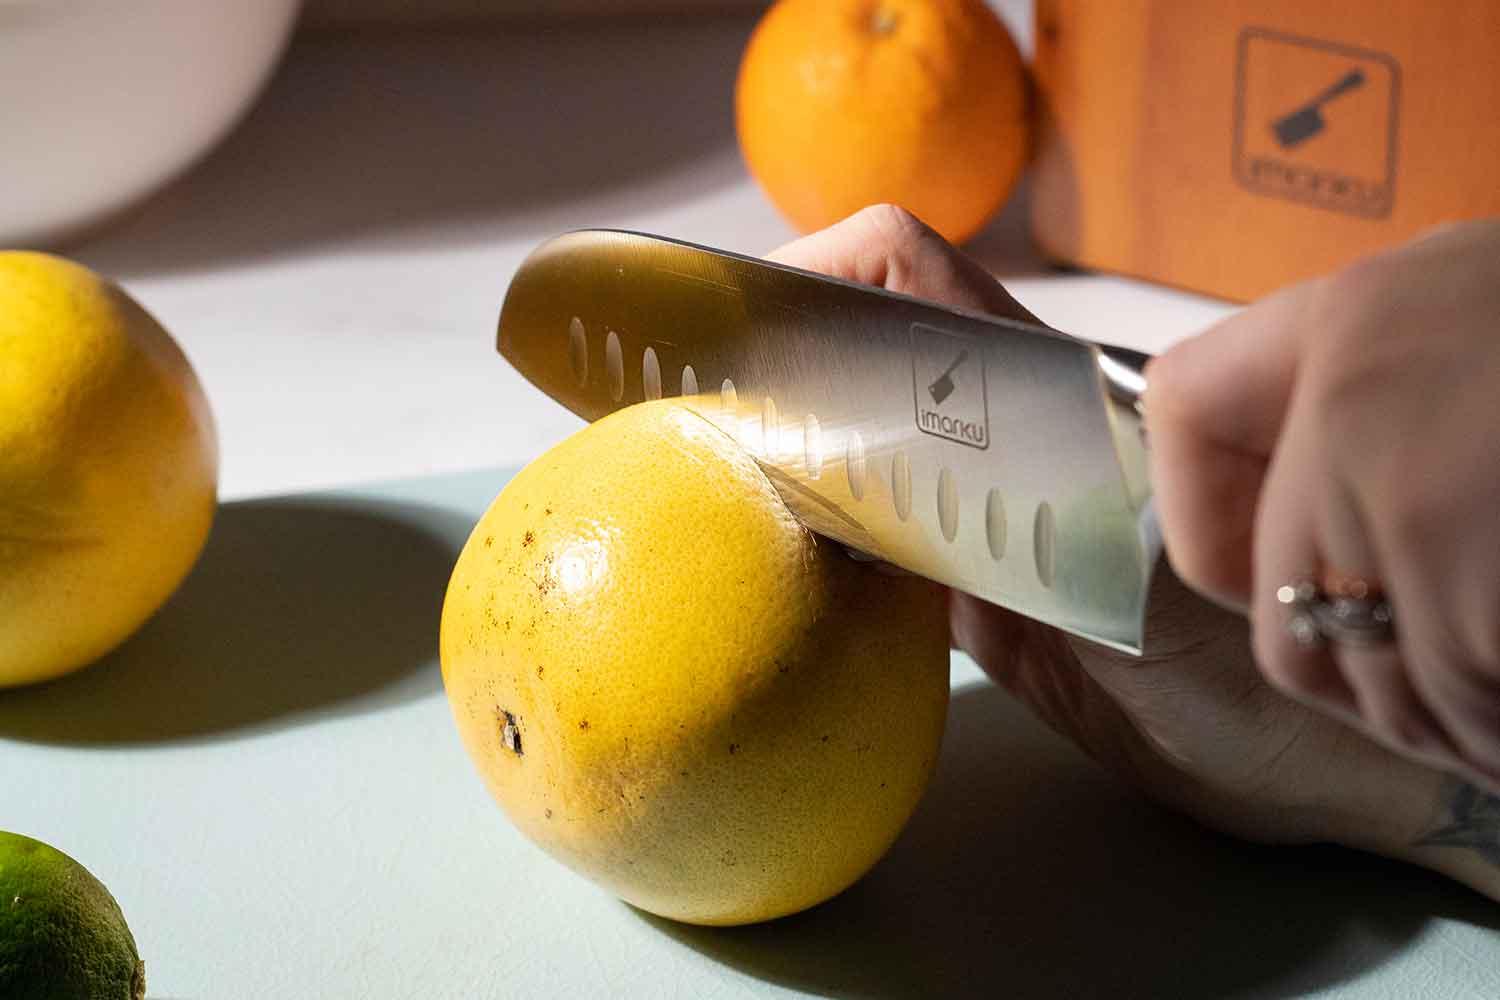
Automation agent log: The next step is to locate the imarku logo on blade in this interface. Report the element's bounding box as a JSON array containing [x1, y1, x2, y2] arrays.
[[1233, 28, 1401, 218], [911, 324, 989, 450]]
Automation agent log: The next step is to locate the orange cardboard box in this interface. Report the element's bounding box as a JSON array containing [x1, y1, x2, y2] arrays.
[[1029, 0, 1500, 302]]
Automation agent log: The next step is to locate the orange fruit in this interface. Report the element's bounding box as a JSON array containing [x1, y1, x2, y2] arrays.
[[735, 0, 1030, 244]]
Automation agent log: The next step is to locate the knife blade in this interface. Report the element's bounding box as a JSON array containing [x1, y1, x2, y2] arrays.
[[497, 229, 1160, 654]]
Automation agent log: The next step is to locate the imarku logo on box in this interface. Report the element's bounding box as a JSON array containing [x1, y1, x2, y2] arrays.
[[1233, 28, 1400, 218], [911, 324, 988, 450]]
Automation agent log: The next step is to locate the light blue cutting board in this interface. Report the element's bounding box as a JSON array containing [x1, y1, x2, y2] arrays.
[[1, 467, 1495, 999]]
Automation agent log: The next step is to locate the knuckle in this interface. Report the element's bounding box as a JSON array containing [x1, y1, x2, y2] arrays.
[[854, 204, 959, 296], [1320, 253, 1404, 326], [1385, 484, 1451, 556], [1166, 545, 1243, 608], [1301, 263, 1402, 381], [860, 203, 929, 239], [1140, 342, 1195, 422], [1302, 365, 1382, 441], [857, 204, 945, 260]]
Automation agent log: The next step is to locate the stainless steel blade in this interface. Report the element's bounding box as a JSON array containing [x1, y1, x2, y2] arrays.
[[497, 229, 1160, 653]]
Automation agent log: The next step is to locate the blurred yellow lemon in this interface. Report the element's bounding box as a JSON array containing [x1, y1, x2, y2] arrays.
[[0, 252, 217, 688], [440, 400, 949, 925]]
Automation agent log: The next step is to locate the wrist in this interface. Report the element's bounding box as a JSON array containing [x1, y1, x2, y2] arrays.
[[1313, 739, 1500, 903], [1389, 776, 1500, 903]]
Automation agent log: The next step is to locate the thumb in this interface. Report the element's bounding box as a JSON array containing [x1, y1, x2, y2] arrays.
[[1143, 278, 1315, 608], [766, 204, 1038, 323]]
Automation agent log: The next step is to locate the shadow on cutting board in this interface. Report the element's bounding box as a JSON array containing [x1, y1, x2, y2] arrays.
[[646, 681, 1499, 999], [0, 494, 469, 745]]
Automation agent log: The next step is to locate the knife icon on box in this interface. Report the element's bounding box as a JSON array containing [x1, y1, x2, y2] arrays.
[[1272, 67, 1366, 149]]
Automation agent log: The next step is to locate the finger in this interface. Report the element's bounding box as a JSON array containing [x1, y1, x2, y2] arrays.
[[766, 204, 1037, 322], [1144, 277, 1325, 607], [1250, 400, 1359, 715], [1312, 475, 1457, 757], [1145, 409, 1264, 613], [1374, 503, 1500, 779], [1335, 643, 1459, 764], [950, 590, 1035, 676], [1403, 644, 1500, 781], [1351, 372, 1500, 780], [1407, 656, 1500, 783], [949, 590, 1123, 757]]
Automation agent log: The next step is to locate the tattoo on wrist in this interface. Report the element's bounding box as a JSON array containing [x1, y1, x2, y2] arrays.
[[1413, 777, 1500, 868]]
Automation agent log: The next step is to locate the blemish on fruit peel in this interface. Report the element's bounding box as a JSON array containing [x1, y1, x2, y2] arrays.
[[500, 710, 523, 756], [869, 6, 900, 35]]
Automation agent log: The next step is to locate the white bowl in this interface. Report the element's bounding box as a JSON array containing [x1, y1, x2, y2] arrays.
[[0, 0, 302, 247]]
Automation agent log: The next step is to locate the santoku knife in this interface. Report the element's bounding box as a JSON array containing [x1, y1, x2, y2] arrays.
[[497, 229, 1159, 654]]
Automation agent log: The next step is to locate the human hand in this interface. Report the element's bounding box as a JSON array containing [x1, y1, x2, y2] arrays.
[[769, 205, 1500, 902], [1145, 221, 1500, 791]]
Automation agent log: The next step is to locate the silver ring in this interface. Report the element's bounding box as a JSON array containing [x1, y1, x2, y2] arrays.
[[1277, 580, 1395, 648]]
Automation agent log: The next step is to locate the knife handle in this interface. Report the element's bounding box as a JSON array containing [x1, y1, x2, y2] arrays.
[[1090, 342, 1154, 546], [1096, 343, 1150, 412]]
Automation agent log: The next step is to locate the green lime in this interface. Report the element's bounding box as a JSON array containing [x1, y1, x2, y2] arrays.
[[0, 831, 144, 1000]]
